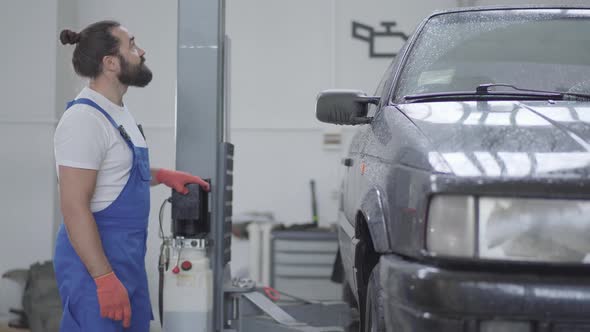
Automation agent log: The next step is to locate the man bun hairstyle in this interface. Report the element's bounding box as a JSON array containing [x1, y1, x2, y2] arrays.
[[59, 20, 121, 79], [59, 30, 80, 45]]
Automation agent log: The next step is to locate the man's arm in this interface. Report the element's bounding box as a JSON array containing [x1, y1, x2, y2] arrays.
[[149, 168, 160, 186], [58, 165, 111, 277], [58, 165, 132, 327], [149, 168, 210, 192]]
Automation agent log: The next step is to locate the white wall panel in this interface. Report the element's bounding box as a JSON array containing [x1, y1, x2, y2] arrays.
[[0, 0, 58, 317], [227, 0, 334, 129], [0, 1, 59, 122], [0, 124, 56, 315], [232, 128, 356, 225]]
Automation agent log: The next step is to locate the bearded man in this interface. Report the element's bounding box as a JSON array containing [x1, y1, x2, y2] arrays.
[[53, 21, 208, 332]]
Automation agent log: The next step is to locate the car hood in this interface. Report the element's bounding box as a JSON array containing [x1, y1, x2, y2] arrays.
[[397, 100, 590, 178]]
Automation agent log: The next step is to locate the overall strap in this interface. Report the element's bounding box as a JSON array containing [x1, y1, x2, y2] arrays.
[[66, 98, 133, 148]]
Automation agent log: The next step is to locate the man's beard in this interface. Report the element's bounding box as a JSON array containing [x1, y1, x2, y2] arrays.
[[117, 54, 153, 87]]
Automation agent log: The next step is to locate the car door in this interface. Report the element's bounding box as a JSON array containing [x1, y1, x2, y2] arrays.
[[339, 126, 369, 291], [340, 63, 395, 292]]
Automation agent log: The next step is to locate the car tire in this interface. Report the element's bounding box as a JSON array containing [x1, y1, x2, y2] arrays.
[[364, 265, 385, 332]]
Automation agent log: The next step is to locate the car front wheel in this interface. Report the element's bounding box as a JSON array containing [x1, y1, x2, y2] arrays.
[[364, 265, 385, 332]]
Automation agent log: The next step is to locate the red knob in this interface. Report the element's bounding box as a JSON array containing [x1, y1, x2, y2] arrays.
[[172, 266, 180, 274], [181, 261, 192, 271]]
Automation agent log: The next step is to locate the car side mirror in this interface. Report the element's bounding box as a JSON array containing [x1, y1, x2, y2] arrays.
[[316, 90, 380, 126]]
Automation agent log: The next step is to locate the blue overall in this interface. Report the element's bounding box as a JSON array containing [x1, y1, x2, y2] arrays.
[[54, 98, 153, 332]]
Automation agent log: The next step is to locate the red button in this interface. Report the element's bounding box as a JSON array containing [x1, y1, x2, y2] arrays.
[[172, 266, 180, 274], [181, 261, 192, 271]]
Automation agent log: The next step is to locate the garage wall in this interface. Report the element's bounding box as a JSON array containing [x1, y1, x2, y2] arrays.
[[227, 0, 340, 226], [0, 0, 59, 317]]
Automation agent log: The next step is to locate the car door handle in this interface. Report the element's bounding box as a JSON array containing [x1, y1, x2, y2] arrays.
[[342, 158, 353, 167]]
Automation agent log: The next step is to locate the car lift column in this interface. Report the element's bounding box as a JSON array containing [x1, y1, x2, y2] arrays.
[[176, 0, 230, 331], [176, 2, 353, 332]]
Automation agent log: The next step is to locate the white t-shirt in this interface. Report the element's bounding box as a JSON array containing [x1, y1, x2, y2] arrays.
[[54, 87, 148, 212]]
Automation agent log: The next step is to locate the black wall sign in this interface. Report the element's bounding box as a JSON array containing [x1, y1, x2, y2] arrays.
[[352, 21, 409, 58]]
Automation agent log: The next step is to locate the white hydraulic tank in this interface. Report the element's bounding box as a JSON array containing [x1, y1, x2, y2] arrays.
[[163, 242, 212, 332]]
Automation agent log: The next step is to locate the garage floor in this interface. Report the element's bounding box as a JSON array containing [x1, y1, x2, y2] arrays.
[[0, 320, 29, 332]]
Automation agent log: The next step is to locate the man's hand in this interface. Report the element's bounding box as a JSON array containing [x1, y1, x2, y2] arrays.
[[155, 168, 210, 193], [94, 272, 132, 328]]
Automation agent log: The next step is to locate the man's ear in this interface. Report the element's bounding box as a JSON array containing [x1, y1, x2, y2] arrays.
[[102, 55, 119, 73]]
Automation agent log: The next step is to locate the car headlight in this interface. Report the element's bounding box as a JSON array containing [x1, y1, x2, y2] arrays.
[[427, 195, 590, 263], [427, 196, 476, 257]]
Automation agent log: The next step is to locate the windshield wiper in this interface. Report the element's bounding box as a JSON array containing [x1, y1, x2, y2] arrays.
[[476, 84, 590, 100], [404, 83, 590, 102]]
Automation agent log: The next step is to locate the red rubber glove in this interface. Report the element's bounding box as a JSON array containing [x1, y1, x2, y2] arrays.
[[156, 168, 210, 194], [94, 272, 132, 328]]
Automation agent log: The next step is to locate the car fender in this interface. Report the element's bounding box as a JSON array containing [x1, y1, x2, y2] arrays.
[[359, 187, 392, 253]]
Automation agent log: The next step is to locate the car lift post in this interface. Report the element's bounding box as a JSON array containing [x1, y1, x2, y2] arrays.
[[176, 1, 353, 331], [176, 0, 231, 331]]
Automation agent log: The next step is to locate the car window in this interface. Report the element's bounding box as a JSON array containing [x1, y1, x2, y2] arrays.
[[394, 9, 590, 103], [368, 61, 396, 116]]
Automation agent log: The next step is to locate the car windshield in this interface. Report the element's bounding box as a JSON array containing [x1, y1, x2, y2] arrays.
[[394, 9, 590, 103]]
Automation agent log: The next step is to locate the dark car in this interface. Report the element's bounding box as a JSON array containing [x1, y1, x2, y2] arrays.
[[317, 6, 590, 332]]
